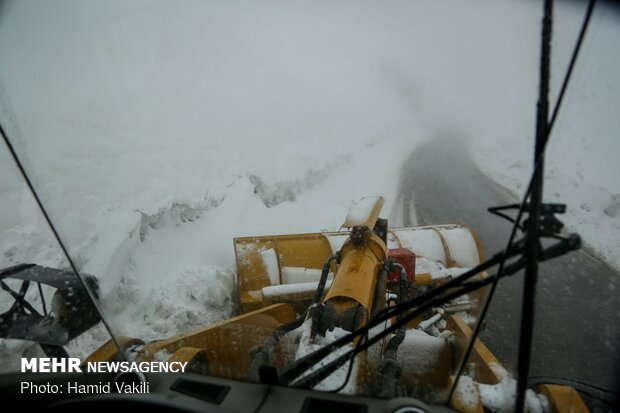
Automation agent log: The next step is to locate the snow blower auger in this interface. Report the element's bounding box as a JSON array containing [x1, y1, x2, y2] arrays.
[[86, 196, 589, 412], [232, 196, 484, 315]]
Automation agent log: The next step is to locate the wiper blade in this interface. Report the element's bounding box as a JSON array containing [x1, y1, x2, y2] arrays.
[[289, 278, 490, 389], [270, 233, 580, 389], [271, 243, 522, 387]]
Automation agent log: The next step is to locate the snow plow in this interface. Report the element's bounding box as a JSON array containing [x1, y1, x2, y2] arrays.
[[0, 195, 594, 411], [0, 0, 607, 409], [68, 196, 587, 412]]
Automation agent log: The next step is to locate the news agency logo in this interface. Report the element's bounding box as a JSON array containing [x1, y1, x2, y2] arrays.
[[21, 358, 82, 373], [21, 358, 189, 373]]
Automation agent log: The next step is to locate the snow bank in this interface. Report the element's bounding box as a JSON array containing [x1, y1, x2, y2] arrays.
[[0, 0, 426, 366], [467, 1, 620, 268]]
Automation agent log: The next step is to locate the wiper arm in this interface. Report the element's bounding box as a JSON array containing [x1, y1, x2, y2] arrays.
[[288, 277, 491, 388], [269, 233, 580, 389], [268, 242, 523, 387]]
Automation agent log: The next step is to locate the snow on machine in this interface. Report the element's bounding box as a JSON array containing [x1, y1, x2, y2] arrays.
[[0, 196, 588, 412]]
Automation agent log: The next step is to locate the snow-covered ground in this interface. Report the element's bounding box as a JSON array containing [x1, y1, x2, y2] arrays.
[[0, 0, 618, 370], [470, 2, 620, 268]]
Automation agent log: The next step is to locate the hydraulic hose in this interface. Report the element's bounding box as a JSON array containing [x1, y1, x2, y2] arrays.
[[254, 253, 339, 381], [369, 264, 389, 320], [250, 314, 307, 381], [379, 262, 408, 398], [385, 263, 408, 355], [312, 254, 339, 305]]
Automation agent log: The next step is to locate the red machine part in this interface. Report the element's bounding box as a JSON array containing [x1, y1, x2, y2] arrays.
[[387, 248, 416, 283]]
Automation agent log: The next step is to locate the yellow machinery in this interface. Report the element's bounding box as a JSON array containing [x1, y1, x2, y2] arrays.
[[87, 196, 590, 413]]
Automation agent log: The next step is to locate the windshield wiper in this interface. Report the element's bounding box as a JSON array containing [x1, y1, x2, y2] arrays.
[[257, 0, 594, 401], [267, 0, 596, 405], [258, 225, 580, 389]]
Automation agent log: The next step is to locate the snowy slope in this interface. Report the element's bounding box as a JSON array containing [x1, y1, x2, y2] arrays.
[[469, 2, 620, 267], [0, 0, 618, 367]]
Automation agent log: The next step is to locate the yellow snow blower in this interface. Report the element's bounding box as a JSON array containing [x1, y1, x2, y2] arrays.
[[79, 196, 589, 413]]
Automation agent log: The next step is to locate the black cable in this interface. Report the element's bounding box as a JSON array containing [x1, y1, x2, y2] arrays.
[[290, 278, 493, 388], [278, 250, 513, 386], [446, 178, 533, 404], [291, 267, 524, 388], [276, 9, 596, 380], [253, 385, 271, 413], [447, 0, 596, 408], [312, 255, 339, 305], [280, 0, 591, 400], [284, 228, 574, 389], [327, 334, 363, 393], [37, 282, 48, 316], [487, 208, 524, 231], [286, 229, 579, 390], [0, 120, 128, 361], [369, 250, 509, 324]]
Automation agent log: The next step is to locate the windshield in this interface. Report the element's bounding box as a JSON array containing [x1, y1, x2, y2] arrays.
[[1, 0, 619, 410]]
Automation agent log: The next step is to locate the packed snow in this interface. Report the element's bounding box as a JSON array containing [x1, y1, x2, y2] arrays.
[[343, 196, 382, 227], [436, 228, 480, 269], [415, 257, 470, 280], [260, 248, 280, 286], [392, 226, 481, 268], [399, 329, 447, 376], [392, 227, 448, 264], [261, 277, 334, 299], [476, 368, 550, 413], [453, 375, 481, 411], [281, 267, 329, 284], [454, 365, 551, 413], [293, 319, 358, 393], [0, 0, 618, 395]]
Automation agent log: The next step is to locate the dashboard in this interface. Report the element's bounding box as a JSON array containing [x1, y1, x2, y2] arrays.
[[0, 371, 456, 413]]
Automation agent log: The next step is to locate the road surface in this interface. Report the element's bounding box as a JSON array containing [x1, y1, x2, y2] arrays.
[[395, 137, 620, 409]]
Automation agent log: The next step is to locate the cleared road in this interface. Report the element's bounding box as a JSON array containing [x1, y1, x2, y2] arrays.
[[397, 137, 619, 407]]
